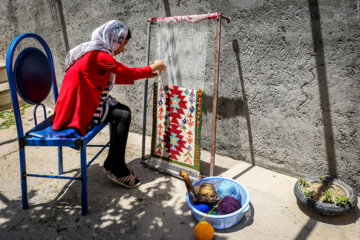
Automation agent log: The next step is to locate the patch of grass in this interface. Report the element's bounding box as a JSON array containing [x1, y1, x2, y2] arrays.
[[0, 110, 15, 129], [0, 104, 31, 129]]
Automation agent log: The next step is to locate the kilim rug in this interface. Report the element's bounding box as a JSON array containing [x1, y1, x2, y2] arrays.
[[150, 82, 203, 180]]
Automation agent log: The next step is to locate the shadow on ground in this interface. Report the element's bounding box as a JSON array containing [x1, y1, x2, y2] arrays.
[[0, 158, 197, 239], [296, 201, 360, 225]]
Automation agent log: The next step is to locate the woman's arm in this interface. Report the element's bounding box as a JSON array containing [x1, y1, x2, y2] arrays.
[[114, 62, 152, 84], [96, 51, 166, 84]]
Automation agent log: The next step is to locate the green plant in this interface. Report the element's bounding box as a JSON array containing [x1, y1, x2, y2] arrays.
[[299, 178, 309, 187], [319, 175, 331, 187], [322, 190, 333, 203], [335, 196, 350, 207], [303, 190, 315, 198], [0, 104, 31, 129]]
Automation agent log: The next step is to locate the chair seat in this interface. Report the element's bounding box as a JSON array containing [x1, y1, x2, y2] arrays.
[[24, 116, 108, 149], [26, 116, 81, 139]]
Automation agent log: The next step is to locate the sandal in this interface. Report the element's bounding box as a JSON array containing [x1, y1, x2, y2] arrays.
[[107, 167, 141, 189]]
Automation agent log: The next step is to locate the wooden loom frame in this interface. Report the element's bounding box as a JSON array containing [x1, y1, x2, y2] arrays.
[[141, 12, 231, 178]]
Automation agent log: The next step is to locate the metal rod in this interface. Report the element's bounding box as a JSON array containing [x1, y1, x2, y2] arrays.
[[19, 147, 28, 209], [86, 141, 110, 168], [80, 145, 87, 215], [141, 21, 152, 161], [26, 173, 80, 180], [210, 18, 222, 176], [87, 144, 109, 147], [33, 103, 47, 126], [58, 146, 63, 175]]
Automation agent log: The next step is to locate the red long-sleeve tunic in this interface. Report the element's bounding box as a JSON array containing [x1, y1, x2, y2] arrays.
[[52, 50, 152, 136]]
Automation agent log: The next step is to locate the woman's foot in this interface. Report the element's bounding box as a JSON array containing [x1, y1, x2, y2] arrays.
[[103, 158, 112, 173], [108, 172, 141, 189], [107, 166, 141, 189]]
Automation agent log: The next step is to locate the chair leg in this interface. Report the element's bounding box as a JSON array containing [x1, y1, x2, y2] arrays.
[[19, 147, 28, 209], [58, 146, 63, 175], [80, 145, 88, 215]]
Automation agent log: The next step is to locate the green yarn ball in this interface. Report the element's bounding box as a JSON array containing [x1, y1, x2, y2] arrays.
[[207, 209, 218, 215]]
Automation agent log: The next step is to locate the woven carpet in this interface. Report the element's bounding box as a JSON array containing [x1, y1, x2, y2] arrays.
[[151, 82, 203, 173]]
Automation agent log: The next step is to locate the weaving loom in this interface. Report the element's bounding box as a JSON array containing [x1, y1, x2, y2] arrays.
[[141, 13, 230, 181]]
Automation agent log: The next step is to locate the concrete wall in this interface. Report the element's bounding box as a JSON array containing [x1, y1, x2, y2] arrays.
[[1, 0, 359, 193]]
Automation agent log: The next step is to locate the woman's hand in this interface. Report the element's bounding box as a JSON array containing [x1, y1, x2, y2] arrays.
[[150, 70, 160, 78], [150, 60, 166, 77]]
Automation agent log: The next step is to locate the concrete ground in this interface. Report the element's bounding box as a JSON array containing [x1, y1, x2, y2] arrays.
[[0, 107, 359, 240]]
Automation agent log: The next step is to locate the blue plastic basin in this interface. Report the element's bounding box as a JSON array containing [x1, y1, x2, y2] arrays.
[[186, 177, 250, 229]]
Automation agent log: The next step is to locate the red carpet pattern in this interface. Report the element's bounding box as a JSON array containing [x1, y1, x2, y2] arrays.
[[151, 82, 203, 171]]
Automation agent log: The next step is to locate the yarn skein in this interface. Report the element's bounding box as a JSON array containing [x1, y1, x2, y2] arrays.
[[193, 203, 212, 213], [196, 183, 217, 198], [207, 209, 218, 215], [216, 181, 241, 200], [194, 222, 214, 240], [218, 196, 242, 215]]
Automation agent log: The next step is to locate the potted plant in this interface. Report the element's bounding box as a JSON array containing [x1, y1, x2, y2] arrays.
[[294, 176, 357, 215]]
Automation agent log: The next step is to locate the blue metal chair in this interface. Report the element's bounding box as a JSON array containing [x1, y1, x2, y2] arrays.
[[6, 33, 110, 215]]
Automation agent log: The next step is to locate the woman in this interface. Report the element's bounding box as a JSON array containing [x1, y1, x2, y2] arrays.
[[52, 20, 166, 188]]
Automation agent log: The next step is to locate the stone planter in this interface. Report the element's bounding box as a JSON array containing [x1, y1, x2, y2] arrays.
[[0, 61, 24, 111], [0, 61, 13, 111], [294, 176, 357, 215]]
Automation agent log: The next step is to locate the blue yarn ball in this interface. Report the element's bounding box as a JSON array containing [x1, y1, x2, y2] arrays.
[[216, 181, 241, 200], [193, 203, 212, 213]]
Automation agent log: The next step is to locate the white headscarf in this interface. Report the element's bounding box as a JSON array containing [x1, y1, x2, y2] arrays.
[[64, 20, 128, 71]]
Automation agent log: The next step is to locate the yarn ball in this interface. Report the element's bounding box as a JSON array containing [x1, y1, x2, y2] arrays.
[[196, 183, 217, 198], [207, 209, 218, 215], [193, 203, 212, 213], [218, 196, 242, 215], [194, 222, 214, 240], [216, 181, 241, 200]]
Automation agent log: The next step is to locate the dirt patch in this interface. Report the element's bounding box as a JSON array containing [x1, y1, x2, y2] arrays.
[[302, 181, 347, 203]]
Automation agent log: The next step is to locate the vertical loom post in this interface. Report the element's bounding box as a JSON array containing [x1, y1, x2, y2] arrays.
[[141, 21, 152, 161], [210, 18, 222, 176]]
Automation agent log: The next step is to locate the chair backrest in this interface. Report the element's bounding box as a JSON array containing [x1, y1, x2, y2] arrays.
[[6, 33, 58, 139], [14, 47, 53, 104]]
